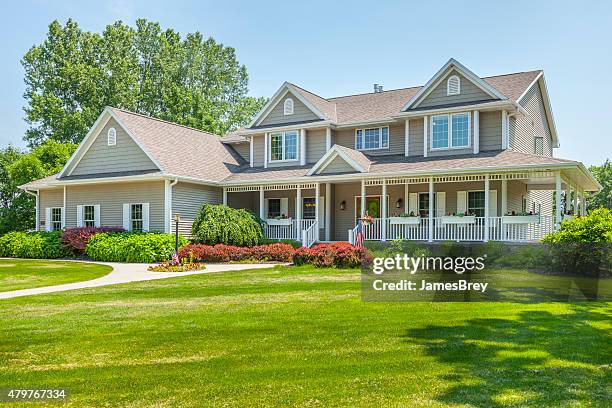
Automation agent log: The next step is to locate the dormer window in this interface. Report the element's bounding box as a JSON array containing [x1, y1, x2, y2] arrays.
[[447, 75, 460, 96], [284, 98, 294, 115], [107, 127, 117, 146]]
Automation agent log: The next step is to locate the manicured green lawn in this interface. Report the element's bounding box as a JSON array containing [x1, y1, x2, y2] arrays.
[[0, 266, 609, 407], [0, 259, 112, 292]]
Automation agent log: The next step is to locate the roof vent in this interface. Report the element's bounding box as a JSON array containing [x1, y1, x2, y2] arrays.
[[373, 84, 383, 93]]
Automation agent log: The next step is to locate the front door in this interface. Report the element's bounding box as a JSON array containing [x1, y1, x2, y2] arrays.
[[356, 196, 381, 221]]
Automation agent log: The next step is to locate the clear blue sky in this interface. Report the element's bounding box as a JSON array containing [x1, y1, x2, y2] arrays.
[[1, 0, 610, 165]]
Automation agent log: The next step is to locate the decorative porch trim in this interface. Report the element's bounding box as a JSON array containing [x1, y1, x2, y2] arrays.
[[225, 183, 319, 193]]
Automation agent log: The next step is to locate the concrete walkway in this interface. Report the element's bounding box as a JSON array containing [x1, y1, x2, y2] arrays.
[[0, 262, 279, 299]]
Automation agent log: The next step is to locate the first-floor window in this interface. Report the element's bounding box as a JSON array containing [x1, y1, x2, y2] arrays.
[[468, 191, 485, 217], [418, 193, 437, 217], [355, 126, 389, 150], [269, 131, 298, 161], [267, 199, 281, 218], [302, 197, 316, 219], [131, 204, 143, 232], [83, 205, 95, 227], [51, 208, 62, 231]]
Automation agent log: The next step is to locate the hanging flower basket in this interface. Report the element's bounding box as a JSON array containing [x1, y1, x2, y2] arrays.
[[360, 214, 374, 226]]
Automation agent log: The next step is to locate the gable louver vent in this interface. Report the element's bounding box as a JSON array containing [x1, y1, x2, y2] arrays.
[[447, 75, 460, 96]]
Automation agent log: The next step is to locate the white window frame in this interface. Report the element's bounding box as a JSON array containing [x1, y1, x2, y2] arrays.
[[268, 131, 299, 163], [267, 198, 282, 218], [302, 197, 316, 219], [447, 75, 461, 96], [534, 136, 544, 155], [353, 194, 390, 221], [354, 126, 390, 151], [130, 203, 144, 232], [107, 127, 117, 146], [50, 207, 63, 231], [83, 205, 96, 227], [430, 112, 471, 151], [283, 98, 294, 115]]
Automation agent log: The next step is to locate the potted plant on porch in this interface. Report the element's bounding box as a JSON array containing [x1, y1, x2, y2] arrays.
[[360, 213, 374, 226], [502, 211, 540, 224], [441, 211, 476, 225], [266, 214, 293, 226], [389, 211, 421, 225]]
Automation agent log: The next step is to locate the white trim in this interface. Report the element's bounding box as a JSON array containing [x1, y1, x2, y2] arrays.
[[501, 109, 509, 149], [250, 84, 328, 127], [267, 130, 300, 163], [447, 75, 460, 96], [264, 133, 268, 168], [473, 110, 480, 154], [325, 183, 331, 241], [404, 119, 410, 156], [402, 58, 507, 111], [354, 126, 390, 151], [307, 145, 366, 175], [325, 128, 332, 152], [249, 137, 254, 167], [423, 116, 428, 158], [107, 127, 117, 146], [164, 179, 178, 233], [283, 98, 294, 115], [300, 129, 306, 166], [429, 112, 471, 151]]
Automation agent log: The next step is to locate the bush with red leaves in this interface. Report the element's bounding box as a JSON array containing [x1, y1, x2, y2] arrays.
[[178, 242, 295, 263], [61, 226, 124, 254], [293, 242, 370, 268]]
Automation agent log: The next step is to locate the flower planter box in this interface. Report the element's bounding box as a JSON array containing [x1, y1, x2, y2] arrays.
[[389, 216, 421, 225], [502, 215, 540, 224], [266, 218, 293, 226], [441, 216, 476, 225]]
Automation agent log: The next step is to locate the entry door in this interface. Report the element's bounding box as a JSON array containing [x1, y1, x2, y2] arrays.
[[356, 196, 381, 221]]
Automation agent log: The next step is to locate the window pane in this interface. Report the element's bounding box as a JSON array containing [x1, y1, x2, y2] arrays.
[[381, 127, 389, 148], [468, 191, 485, 217], [356, 130, 363, 150], [451, 113, 469, 147], [364, 128, 380, 149], [84, 205, 95, 227], [270, 133, 283, 161], [131, 204, 143, 232], [302, 197, 316, 219], [51, 208, 62, 231], [432, 115, 449, 148], [418, 193, 436, 217], [534, 137, 544, 155], [268, 199, 281, 218], [285, 131, 297, 160]]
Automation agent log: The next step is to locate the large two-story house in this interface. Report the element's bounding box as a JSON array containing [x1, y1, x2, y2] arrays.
[[21, 59, 599, 246]]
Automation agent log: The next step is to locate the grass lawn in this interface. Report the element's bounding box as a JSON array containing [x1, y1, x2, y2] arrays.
[[0, 265, 610, 407], [0, 259, 112, 292]]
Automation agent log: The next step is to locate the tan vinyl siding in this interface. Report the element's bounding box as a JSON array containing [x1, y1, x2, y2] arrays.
[[39, 188, 64, 228], [320, 156, 356, 174], [252, 134, 265, 167], [408, 118, 424, 156], [417, 70, 493, 109], [232, 143, 250, 162], [70, 118, 159, 176], [511, 82, 553, 156], [306, 129, 327, 163], [335, 123, 405, 156], [259, 92, 319, 127], [65, 181, 165, 231], [172, 182, 222, 238], [479, 111, 502, 151]]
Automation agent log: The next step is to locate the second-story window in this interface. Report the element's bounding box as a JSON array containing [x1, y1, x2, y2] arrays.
[[269, 131, 298, 161], [534, 136, 544, 155], [431, 113, 470, 150], [355, 126, 389, 150]]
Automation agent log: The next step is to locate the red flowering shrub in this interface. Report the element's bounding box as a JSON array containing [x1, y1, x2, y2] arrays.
[[293, 242, 369, 268], [61, 226, 124, 254], [178, 243, 295, 263]]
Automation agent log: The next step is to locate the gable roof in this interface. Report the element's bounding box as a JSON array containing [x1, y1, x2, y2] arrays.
[[307, 144, 371, 175]]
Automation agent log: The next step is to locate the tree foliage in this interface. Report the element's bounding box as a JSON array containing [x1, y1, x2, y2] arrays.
[[586, 160, 612, 210], [22, 19, 266, 146], [191, 204, 264, 247]]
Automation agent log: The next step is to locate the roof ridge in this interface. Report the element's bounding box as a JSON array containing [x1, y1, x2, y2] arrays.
[[109, 107, 221, 138], [287, 82, 330, 102]]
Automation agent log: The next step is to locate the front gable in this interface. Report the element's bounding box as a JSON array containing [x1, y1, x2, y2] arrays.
[[258, 90, 320, 127], [403, 58, 507, 111], [308, 145, 369, 175], [319, 155, 358, 174]]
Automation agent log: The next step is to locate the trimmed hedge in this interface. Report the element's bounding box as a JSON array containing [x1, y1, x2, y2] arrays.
[[86, 232, 188, 263], [191, 204, 264, 246], [293, 242, 370, 268], [0, 231, 68, 259], [178, 243, 295, 263], [61, 227, 125, 254]]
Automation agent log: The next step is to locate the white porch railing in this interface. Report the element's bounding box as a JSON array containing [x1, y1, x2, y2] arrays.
[[301, 221, 318, 248], [352, 216, 555, 242], [264, 219, 316, 241]]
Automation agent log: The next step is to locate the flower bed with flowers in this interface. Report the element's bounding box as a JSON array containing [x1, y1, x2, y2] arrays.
[[147, 252, 206, 272]]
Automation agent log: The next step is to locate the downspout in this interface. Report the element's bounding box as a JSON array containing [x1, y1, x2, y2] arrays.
[[24, 189, 39, 231], [166, 179, 179, 233]]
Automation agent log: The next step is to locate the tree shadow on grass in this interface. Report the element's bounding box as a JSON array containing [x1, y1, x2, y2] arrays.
[[401, 304, 612, 407]]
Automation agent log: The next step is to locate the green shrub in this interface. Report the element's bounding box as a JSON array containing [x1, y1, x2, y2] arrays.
[[543, 208, 612, 243], [260, 238, 302, 249], [86, 232, 188, 263], [191, 204, 264, 246], [0, 231, 67, 259]]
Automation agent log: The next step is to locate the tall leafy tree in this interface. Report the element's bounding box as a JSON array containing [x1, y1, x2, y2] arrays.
[[587, 160, 612, 210], [22, 19, 266, 146]]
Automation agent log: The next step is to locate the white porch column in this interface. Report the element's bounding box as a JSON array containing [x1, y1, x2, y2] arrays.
[[222, 188, 227, 206], [573, 185, 578, 214], [315, 183, 321, 241], [381, 180, 387, 241], [473, 110, 480, 154], [501, 110, 508, 149], [300, 129, 306, 166], [296, 185, 302, 240], [360, 180, 366, 217], [404, 119, 410, 156], [580, 190, 586, 216], [428, 177, 434, 242], [325, 128, 332, 151], [555, 172, 562, 229], [563, 182, 569, 214], [259, 186, 265, 220], [501, 178, 507, 239], [263, 133, 268, 168], [249, 137, 254, 167], [404, 183, 409, 214], [325, 183, 331, 241], [484, 174, 490, 242], [423, 116, 428, 158]]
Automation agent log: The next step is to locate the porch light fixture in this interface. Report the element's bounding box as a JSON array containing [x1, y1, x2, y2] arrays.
[[396, 198, 402, 209], [340, 200, 346, 210]]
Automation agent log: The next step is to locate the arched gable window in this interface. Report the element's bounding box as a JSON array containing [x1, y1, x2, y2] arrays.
[[284, 98, 294, 115], [107, 127, 117, 146], [447, 75, 460, 96]]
